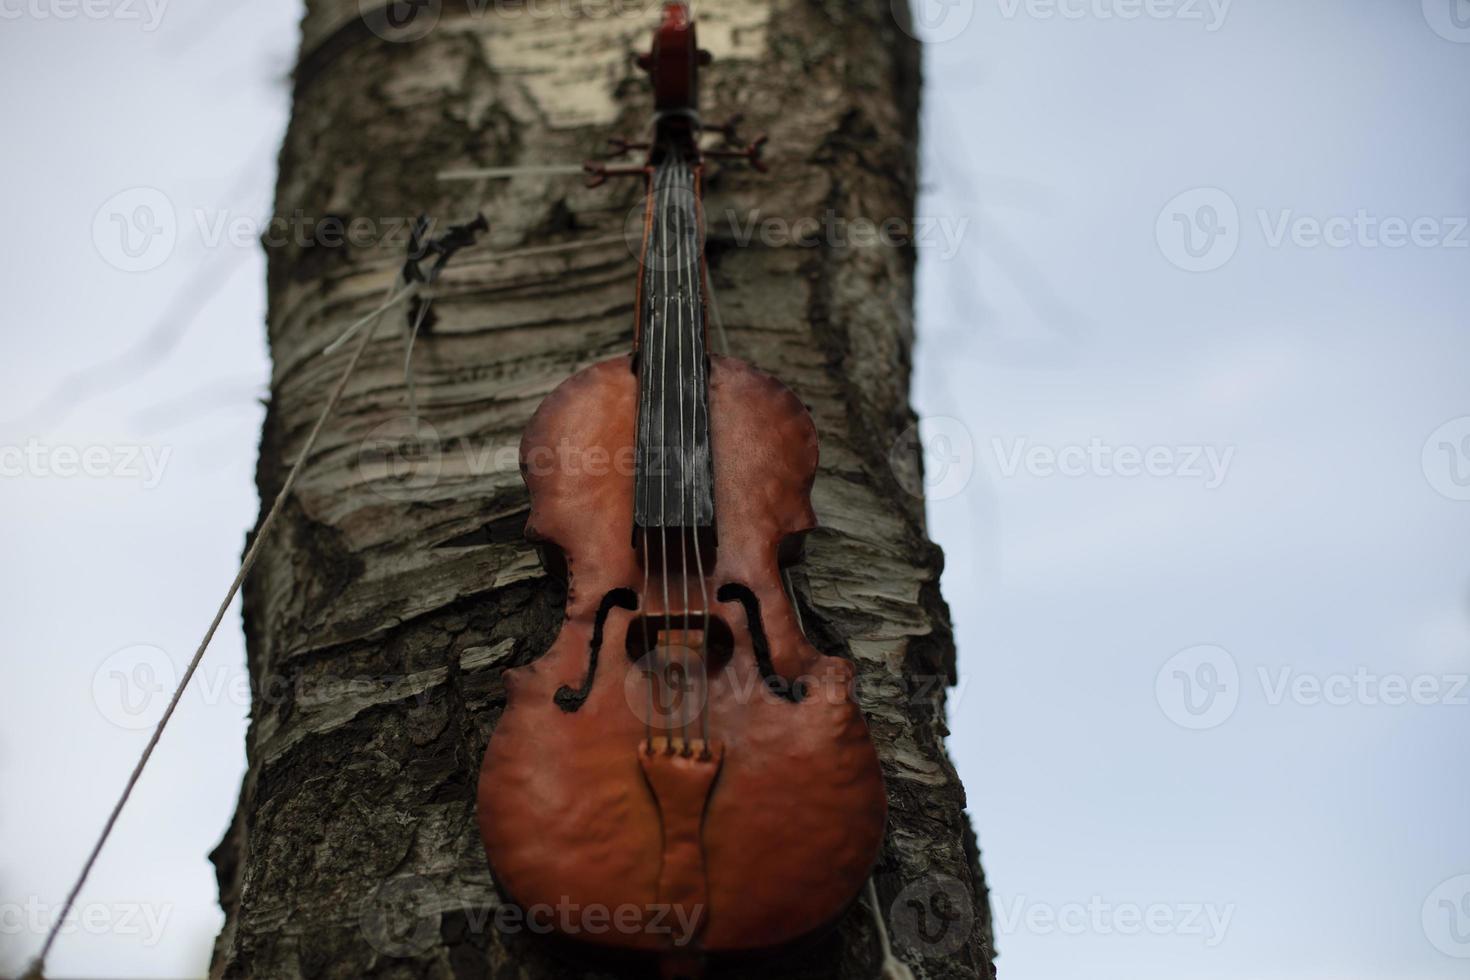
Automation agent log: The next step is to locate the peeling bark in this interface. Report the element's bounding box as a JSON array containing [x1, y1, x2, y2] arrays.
[[212, 2, 994, 977]]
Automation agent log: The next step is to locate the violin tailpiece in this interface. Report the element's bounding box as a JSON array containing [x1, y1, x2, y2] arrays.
[[638, 738, 724, 946]]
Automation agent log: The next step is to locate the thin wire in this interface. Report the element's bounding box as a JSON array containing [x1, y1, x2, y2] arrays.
[[403, 294, 433, 425], [323, 280, 414, 356], [656, 161, 677, 755], [865, 877, 914, 979], [681, 162, 713, 754], [637, 169, 666, 753], [785, 567, 806, 636], [26, 281, 402, 980], [489, 234, 629, 260], [436, 164, 588, 182], [674, 163, 693, 757], [684, 163, 715, 754], [705, 267, 731, 356]]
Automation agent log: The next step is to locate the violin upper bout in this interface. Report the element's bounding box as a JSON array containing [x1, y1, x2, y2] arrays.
[[708, 354, 821, 540]]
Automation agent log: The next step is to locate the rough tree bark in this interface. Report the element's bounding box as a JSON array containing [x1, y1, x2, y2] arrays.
[[211, 2, 994, 978]]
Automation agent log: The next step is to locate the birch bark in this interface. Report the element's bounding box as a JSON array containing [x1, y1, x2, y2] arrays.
[[212, 3, 995, 977]]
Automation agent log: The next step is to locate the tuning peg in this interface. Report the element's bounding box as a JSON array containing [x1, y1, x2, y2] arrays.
[[747, 134, 769, 173], [706, 133, 770, 173], [703, 113, 746, 145], [583, 161, 648, 189], [607, 136, 651, 159]]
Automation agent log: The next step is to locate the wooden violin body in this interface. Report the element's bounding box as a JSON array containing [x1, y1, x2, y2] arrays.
[[477, 5, 887, 976], [478, 355, 886, 962]]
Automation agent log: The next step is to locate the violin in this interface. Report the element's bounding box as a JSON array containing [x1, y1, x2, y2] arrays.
[[477, 5, 888, 977]]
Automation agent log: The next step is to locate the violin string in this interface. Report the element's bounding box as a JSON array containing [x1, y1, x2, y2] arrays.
[[705, 262, 731, 357], [675, 163, 693, 757], [638, 224, 655, 753], [685, 161, 713, 753], [656, 161, 676, 754], [26, 277, 403, 980]]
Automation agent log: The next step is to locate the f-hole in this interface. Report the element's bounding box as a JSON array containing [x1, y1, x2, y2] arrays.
[[716, 583, 805, 703], [554, 588, 639, 712]]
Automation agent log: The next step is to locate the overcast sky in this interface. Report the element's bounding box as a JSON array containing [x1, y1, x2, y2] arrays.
[[2, 1, 1468, 979]]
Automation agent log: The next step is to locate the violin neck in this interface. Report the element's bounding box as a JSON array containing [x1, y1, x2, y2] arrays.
[[635, 155, 716, 534]]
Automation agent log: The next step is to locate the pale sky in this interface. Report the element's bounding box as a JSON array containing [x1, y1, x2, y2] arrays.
[[2, 1, 1468, 978]]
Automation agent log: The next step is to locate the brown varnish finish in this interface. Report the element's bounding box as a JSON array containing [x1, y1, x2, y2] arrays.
[[476, 4, 888, 976], [478, 354, 887, 960]]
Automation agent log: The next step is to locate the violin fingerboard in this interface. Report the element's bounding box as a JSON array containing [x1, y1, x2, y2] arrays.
[[635, 156, 715, 532]]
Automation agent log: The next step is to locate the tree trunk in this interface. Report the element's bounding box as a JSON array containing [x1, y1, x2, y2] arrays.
[[211, 2, 994, 978]]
